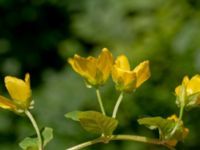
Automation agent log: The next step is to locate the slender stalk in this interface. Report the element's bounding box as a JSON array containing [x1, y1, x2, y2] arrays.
[[25, 110, 43, 150], [66, 137, 102, 150], [96, 89, 106, 115], [112, 92, 123, 118], [66, 134, 175, 150], [178, 85, 186, 120], [170, 97, 185, 137], [179, 104, 184, 120]]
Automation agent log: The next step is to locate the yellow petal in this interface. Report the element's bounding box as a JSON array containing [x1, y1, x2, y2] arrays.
[[0, 96, 16, 110], [115, 55, 130, 71], [97, 48, 113, 83], [86, 56, 97, 81], [25, 73, 31, 87], [123, 71, 137, 92], [112, 65, 120, 84], [182, 76, 189, 85], [133, 60, 151, 88], [112, 66, 136, 92], [68, 55, 85, 75], [175, 85, 181, 96], [68, 55, 97, 85], [187, 75, 200, 95], [175, 76, 189, 96], [5, 74, 31, 104]]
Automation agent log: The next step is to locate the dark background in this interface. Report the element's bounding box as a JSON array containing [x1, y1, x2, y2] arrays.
[[0, 0, 200, 149]]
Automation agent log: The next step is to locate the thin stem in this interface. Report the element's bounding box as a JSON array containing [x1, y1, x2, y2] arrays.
[[112, 135, 175, 149], [25, 110, 43, 150], [179, 85, 186, 120], [66, 134, 175, 150], [179, 104, 184, 120], [66, 137, 102, 150], [96, 89, 106, 115], [112, 92, 123, 118], [170, 102, 185, 137]]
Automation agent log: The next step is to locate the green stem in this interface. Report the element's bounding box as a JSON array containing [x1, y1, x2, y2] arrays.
[[112, 92, 123, 118], [96, 89, 106, 115], [66, 137, 102, 150], [66, 134, 175, 150], [179, 106, 184, 120], [170, 103, 185, 137], [25, 110, 43, 150], [179, 85, 186, 120]]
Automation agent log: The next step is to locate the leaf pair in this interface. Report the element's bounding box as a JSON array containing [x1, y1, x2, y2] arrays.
[[19, 127, 53, 150], [65, 111, 118, 136]]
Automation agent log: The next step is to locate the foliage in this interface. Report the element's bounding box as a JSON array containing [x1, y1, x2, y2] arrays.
[[0, 0, 200, 150]]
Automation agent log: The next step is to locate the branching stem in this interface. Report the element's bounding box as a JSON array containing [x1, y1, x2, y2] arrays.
[[66, 134, 175, 150]]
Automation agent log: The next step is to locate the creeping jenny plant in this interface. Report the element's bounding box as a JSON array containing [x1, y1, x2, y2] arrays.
[[0, 48, 200, 150], [66, 48, 198, 150]]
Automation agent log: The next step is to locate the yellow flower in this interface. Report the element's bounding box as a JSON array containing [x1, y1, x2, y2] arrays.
[[0, 73, 32, 112], [175, 75, 200, 107], [175, 75, 200, 96], [68, 48, 113, 87], [112, 55, 150, 92]]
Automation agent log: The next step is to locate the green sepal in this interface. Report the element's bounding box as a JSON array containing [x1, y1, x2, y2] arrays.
[[175, 85, 187, 108], [65, 110, 118, 135], [186, 92, 200, 109]]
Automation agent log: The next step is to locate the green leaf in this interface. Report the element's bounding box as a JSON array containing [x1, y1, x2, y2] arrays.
[[65, 111, 81, 121], [138, 116, 175, 139], [65, 111, 118, 135], [42, 127, 53, 147], [19, 137, 38, 150], [78, 111, 118, 135], [138, 116, 174, 130], [138, 116, 188, 142]]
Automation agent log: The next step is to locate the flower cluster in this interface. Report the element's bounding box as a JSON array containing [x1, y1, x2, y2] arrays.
[[0, 47, 199, 150], [68, 48, 150, 92]]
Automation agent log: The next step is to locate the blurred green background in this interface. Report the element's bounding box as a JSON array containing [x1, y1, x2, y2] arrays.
[[0, 0, 200, 150]]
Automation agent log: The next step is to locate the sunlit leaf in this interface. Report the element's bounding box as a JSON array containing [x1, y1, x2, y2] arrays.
[[138, 116, 188, 142], [138, 116, 173, 131], [65, 111, 81, 121], [19, 137, 38, 150], [42, 127, 53, 147], [78, 111, 118, 135]]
